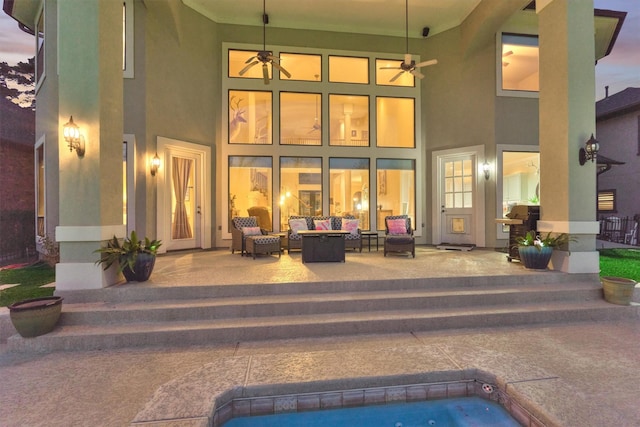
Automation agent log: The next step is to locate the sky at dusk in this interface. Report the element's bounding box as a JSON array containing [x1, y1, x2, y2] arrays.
[[0, 2, 638, 101]]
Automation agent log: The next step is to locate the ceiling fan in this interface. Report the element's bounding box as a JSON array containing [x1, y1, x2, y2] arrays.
[[379, 0, 437, 82], [238, 0, 291, 84]]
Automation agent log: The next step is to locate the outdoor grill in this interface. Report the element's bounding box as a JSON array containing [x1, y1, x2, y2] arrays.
[[496, 205, 540, 262]]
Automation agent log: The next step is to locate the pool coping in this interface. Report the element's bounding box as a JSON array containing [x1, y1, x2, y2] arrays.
[[131, 366, 551, 427]]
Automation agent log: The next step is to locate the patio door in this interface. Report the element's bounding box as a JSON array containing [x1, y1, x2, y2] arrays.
[[432, 147, 486, 247], [156, 136, 212, 253]]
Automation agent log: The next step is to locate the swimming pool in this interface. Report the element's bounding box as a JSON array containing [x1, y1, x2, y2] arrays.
[[223, 396, 521, 426]]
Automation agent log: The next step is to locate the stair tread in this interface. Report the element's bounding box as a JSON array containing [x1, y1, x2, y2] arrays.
[[44, 300, 618, 336], [61, 283, 602, 312]]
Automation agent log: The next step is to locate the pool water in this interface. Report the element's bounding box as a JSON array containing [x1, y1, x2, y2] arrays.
[[223, 396, 521, 426]]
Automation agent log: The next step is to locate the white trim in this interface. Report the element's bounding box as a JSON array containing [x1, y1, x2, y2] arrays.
[[35, 2, 45, 93], [549, 250, 600, 274], [431, 145, 486, 247], [156, 136, 212, 253], [56, 225, 126, 242], [123, 0, 135, 79], [123, 134, 136, 234], [34, 135, 46, 240], [537, 220, 600, 235]]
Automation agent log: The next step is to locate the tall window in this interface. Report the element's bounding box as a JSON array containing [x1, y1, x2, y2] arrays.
[[229, 156, 273, 232], [280, 92, 322, 145], [280, 157, 322, 228], [500, 33, 539, 93], [376, 159, 415, 230], [329, 158, 370, 230], [35, 7, 44, 88], [228, 90, 272, 144], [598, 190, 616, 213], [501, 151, 540, 218], [376, 97, 414, 147], [329, 56, 368, 84], [36, 142, 45, 237], [329, 94, 369, 146]]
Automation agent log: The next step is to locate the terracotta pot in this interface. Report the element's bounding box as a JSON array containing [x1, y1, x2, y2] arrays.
[[8, 296, 63, 338], [122, 253, 156, 282], [601, 276, 637, 306], [518, 245, 553, 270]]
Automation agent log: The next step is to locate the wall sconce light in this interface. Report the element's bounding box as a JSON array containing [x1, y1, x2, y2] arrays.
[[482, 160, 491, 180], [579, 134, 599, 165], [63, 116, 85, 157], [150, 152, 161, 176]]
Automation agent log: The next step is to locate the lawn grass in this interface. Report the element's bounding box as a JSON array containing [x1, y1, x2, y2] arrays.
[[0, 263, 55, 307], [598, 248, 640, 282]]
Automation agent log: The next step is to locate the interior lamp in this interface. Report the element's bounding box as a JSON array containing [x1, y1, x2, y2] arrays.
[[63, 116, 85, 157], [579, 134, 599, 165], [150, 152, 161, 176]]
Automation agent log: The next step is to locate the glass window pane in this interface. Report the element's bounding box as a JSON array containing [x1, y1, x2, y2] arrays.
[[375, 59, 414, 87], [376, 97, 414, 147], [329, 158, 370, 230], [454, 177, 462, 192], [280, 53, 321, 81], [228, 156, 273, 232], [280, 157, 322, 229], [229, 90, 272, 144], [463, 159, 472, 176], [228, 49, 273, 80], [445, 194, 453, 209], [329, 56, 369, 84], [501, 151, 540, 217], [463, 176, 472, 192], [463, 192, 473, 207], [445, 177, 453, 193], [280, 92, 321, 146], [329, 94, 369, 146], [501, 34, 539, 92], [454, 193, 463, 207], [376, 159, 415, 230]]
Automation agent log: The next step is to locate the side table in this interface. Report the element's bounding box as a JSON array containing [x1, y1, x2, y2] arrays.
[[360, 231, 379, 251]]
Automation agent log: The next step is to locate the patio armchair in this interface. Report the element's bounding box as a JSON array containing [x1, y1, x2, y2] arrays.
[[247, 206, 272, 231], [384, 215, 415, 258], [231, 216, 265, 256]]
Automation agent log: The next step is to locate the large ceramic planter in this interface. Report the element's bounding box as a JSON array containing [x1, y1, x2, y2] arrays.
[[8, 296, 63, 338], [122, 253, 156, 282], [518, 245, 553, 270], [601, 276, 637, 306]]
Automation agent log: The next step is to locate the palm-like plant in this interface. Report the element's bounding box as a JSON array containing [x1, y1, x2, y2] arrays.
[[95, 230, 162, 273]]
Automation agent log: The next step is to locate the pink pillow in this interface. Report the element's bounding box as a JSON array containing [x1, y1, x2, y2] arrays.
[[314, 219, 332, 230], [289, 218, 308, 235], [242, 226, 262, 236], [341, 218, 359, 235], [387, 218, 407, 235]]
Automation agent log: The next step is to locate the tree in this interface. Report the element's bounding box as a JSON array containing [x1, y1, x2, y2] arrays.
[[0, 58, 35, 110]]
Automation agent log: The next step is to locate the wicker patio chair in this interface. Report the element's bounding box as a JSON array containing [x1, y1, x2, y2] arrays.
[[231, 216, 264, 256], [384, 215, 415, 258]]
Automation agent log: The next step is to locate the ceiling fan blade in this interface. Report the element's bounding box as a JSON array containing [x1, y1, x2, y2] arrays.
[[503, 50, 513, 57], [379, 66, 402, 70], [266, 54, 281, 62], [411, 69, 425, 79], [239, 60, 259, 76], [272, 62, 291, 78], [262, 63, 270, 84], [404, 53, 412, 65], [244, 55, 257, 64], [415, 59, 438, 68], [389, 71, 404, 82]]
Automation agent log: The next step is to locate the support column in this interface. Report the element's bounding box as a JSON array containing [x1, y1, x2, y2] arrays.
[[537, 0, 600, 273], [56, 0, 125, 290]]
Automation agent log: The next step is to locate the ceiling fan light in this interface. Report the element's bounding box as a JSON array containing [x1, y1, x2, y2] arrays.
[[262, 63, 269, 84]]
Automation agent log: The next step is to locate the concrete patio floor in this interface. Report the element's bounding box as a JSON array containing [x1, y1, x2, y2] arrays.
[[1, 246, 639, 426]]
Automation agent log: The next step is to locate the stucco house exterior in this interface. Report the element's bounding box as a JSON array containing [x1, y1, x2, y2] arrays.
[[2, 0, 626, 290], [595, 87, 640, 244]]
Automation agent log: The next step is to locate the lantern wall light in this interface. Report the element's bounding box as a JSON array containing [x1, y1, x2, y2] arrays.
[[579, 133, 599, 165], [482, 160, 491, 180], [63, 116, 85, 157], [150, 152, 161, 176]]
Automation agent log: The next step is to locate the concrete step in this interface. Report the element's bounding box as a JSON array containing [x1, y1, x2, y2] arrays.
[[7, 300, 636, 352], [7, 275, 635, 353], [56, 282, 604, 326]]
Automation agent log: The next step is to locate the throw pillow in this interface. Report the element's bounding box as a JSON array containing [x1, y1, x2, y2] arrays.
[[387, 218, 407, 235], [341, 218, 359, 235], [241, 226, 262, 236], [313, 219, 332, 230], [289, 218, 308, 235]]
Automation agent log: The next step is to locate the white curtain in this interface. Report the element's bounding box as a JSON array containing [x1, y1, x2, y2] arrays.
[[172, 157, 193, 239]]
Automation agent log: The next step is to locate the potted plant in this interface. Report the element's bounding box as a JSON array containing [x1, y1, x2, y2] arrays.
[[95, 231, 162, 282], [601, 276, 637, 305], [515, 230, 571, 270]]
